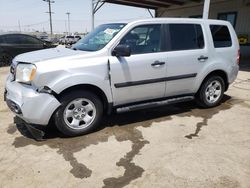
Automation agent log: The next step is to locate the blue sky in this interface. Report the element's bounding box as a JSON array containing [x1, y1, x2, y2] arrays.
[[0, 0, 154, 33]]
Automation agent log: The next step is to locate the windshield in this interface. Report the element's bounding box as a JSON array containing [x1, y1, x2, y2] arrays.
[[72, 23, 126, 51]]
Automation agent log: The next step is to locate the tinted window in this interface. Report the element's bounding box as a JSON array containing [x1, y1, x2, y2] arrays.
[[3, 35, 42, 45], [210, 25, 232, 48], [0, 36, 4, 43], [168, 24, 204, 51], [120, 24, 161, 54], [21, 36, 42, 45], [4, 35, 20, 44]]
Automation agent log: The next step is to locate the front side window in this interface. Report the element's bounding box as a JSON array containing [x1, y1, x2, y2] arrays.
[[210, 25, 232, 48], [168, 24, 204, 51], [119, 24, 162, 55], [73, 23, 125, 51]]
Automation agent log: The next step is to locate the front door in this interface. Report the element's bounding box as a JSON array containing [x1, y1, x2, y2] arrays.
[[109, 24, 167, 106]]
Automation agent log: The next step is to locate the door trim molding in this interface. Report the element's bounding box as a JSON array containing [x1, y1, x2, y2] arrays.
[[114, 73, 197, 88]]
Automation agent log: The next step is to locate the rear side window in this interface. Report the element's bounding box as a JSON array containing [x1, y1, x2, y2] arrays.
[[3, 35, 20, 44], [21, 36, 42, 45], [210, 25, 232, 48], [168, 24, 204, 51]]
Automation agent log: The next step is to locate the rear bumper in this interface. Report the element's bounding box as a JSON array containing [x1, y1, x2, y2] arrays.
[[5, 75, 61, 125], [228, 64, 239, 84]]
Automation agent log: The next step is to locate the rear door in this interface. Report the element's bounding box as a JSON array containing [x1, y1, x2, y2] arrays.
[[164, 23, 209, 97], [109, 24, 167, 105]]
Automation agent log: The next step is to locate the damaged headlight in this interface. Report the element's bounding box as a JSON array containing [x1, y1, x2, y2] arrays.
[[16, 63, 37, 84]]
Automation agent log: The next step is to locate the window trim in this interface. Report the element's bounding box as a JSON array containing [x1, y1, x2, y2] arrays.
[[217, 11, 238, 28]]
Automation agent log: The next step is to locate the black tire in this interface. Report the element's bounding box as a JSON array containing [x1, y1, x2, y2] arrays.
[[0, 52, 13, 67], [54, 90, 103, 136], [196, 75, 225, 108]]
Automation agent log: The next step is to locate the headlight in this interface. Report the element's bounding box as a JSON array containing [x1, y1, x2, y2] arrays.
[[16, 63, 37, 84]]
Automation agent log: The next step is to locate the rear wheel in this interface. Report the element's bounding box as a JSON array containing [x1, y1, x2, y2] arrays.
[[196, 75, 225, 108], [54, 90, 103, 136]]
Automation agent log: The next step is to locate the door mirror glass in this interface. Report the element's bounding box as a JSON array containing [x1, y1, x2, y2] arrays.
[[112, 44, 131, 57]]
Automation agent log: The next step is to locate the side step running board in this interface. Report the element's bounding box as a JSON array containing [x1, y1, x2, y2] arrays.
[[116, 96, 194, 113]]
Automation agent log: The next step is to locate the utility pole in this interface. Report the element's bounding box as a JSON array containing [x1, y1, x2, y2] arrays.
[[18, 20, 21, 32], [91, 0, 94, 31], [66, 12, 71, 35], [43, 0, 55, 35]]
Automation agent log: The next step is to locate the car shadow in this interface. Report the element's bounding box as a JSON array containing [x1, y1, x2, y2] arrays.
[[13, 95, 232, 141]]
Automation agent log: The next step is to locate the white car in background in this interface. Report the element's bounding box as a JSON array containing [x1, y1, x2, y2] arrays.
[[59, 35, 82, 45]]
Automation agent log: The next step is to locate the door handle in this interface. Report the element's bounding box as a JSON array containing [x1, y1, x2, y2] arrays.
[[151, 61, 165, 67], [198, 56, 208, 61]]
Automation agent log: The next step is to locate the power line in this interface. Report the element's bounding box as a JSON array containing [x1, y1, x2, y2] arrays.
[[0, 20, 49, 28], [43, 0, 55, 35]]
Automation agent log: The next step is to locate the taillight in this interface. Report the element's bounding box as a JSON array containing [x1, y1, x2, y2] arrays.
[[237, 49, 240, 65]]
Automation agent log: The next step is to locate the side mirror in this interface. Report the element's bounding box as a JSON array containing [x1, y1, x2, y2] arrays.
[[112, 44, 131, 57]]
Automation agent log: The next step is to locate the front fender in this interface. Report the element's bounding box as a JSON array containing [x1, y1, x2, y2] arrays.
[[47, 73, 113, 103]]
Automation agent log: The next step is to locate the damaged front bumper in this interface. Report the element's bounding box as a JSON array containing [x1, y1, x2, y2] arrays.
[[5, 75, 61, 126]]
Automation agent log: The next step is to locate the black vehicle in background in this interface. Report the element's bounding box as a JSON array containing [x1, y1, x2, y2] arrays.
[[0, 33, 55, 66]]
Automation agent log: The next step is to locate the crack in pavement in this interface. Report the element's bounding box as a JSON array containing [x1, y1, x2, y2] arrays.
[[184, 96, 235, 139], [103, 129, 149, 188], [9, 107, 175, 185]]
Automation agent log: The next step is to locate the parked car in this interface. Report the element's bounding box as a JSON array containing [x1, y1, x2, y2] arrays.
[[74, 35, 81, 43], [37, 35, 49, 42], [0, 33, 55, 66], [4, 18, 240, 137], [59, 35, 82, 45]]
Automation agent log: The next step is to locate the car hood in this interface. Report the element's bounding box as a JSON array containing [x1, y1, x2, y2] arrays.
[[13, 47, 87, 64]]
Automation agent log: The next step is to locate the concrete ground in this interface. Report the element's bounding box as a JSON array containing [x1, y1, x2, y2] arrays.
[[0, 65, 250, 188]]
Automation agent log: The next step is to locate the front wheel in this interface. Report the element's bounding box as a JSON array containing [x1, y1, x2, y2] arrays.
[[54, 91, 103, 136], [196, 76, 225, 108]]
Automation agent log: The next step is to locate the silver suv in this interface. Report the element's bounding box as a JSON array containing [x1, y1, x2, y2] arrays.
[[4, 18, 240, 136]]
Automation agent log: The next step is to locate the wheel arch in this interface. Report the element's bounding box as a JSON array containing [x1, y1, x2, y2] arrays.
[[198, 69, 229, 93], [56, 84, 112, 114]]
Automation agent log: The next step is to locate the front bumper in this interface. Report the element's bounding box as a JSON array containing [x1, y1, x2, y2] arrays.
[[5, 76, 61, 125]]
